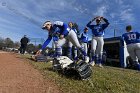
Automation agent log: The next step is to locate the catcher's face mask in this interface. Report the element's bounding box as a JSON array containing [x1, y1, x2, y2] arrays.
[[42, 21, 52, 31]]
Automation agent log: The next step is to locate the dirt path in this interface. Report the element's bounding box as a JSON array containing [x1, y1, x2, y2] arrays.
[[0, 51, 62, 93]]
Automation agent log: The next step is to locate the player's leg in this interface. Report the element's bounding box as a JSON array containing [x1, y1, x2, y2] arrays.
[[21, 44, 26, 54], [20, 45, 22, 54], [68, 30, 89, 62], [67, 41, 73, 59], [127, 45, 137, 61], [53, 41, 62, 57], [56, 38, 67, 57], [73, 46, 78, 60], [135, 43, 140, 70], [96, 37, 104, 67], [81, 43, 85, 60], [83, 43, 88, 54], [127, 45, 139, 70], [89, 37, 97, 66], [135, 43, 140, 61], [23, 45, 27, 54], [84, 43, 88, 59], [52, 41, 55, 52], [52, 41, 56, 56], [20, 44, 24, 54]]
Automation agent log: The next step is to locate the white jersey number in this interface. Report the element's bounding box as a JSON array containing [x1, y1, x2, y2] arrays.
[[128, 34, 136, 40]]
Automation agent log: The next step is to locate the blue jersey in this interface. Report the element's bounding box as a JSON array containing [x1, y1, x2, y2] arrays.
[[87, 18, 109, 37], [41, 21, 69, 50], [52, 27, 60, 42], [53, 35, 59, 41], [80, 32, 88, 43], [122, 31, 140, 45]]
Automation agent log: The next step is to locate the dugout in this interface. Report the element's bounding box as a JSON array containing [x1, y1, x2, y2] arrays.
[[103, 36, 129, 68], [61, 36, 130, 68]]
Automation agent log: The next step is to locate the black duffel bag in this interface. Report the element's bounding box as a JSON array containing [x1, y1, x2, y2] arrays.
[[35, 54, 47, 62]]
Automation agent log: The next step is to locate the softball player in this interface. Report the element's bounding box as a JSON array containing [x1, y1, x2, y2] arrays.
[[87, 16, 109, 67], [68, 22, 79, 60], [122, 25, 140, 70], [67, 22, 74, 59], [37, 21, 89, 62], [80, 27, 89, 59]]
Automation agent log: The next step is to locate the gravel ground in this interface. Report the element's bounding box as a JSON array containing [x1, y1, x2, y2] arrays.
[[0, 51, 62, 93]]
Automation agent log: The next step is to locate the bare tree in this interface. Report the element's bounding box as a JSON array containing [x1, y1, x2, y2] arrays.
[[4, 38, 14, 48]]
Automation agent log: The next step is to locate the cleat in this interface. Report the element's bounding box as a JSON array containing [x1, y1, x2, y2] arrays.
[[89, 61, 95, 66], [85, 56, 89, 63], [136, 64, 140, 71], [98, 63, 103, 68], [91, 61, 95, 66]]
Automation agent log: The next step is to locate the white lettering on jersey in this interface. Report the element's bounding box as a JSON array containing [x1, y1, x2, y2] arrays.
[[54, 21, 64, 26], [128, 34, 136, 40]]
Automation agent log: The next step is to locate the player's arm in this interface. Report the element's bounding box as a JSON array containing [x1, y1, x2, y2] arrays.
[[86, 17, 99, 29], [101, 17, 110, 29], [86, 18, 96, 28], [101, 17, 109, 25], [41, 35, 52, 50], [136, 32, 140, 36], [61, 23, 69, 36], [36, 35, 52, 55]]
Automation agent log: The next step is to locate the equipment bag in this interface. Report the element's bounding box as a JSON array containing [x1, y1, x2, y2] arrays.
[[52, 56, 92, 80], [35, 54, 47, 62], [74, 60, 92, 80]]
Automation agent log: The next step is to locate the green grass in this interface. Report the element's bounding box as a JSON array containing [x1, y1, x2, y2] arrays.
[[23, 55, 140, 93]]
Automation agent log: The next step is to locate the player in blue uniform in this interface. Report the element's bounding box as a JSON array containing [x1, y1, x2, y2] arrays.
[[67, 22, 79, 60], [122, 25, 140, 70], [67, 22, 75, 59], [37, 21, 89, 62], [87, 16, 109, 67], [80, 27, 89, 59]]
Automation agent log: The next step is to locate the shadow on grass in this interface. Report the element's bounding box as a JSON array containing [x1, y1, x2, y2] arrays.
[[27, 57, 35, 61], [46, 67, 81, 80]]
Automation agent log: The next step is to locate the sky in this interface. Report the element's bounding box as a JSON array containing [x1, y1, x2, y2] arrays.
[[0, 0, 140, 46]]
